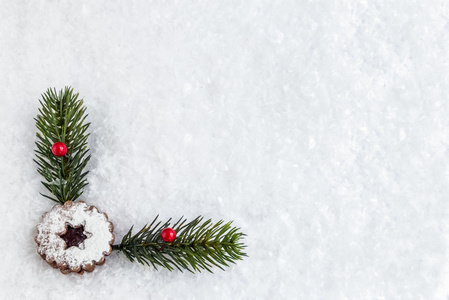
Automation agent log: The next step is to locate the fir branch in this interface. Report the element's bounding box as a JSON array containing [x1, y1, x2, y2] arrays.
[[113, 216, 247, 273], [34, 87, 91, 204]]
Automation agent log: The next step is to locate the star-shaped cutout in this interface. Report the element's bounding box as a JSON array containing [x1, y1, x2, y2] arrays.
[[60, 225, 88, 249]]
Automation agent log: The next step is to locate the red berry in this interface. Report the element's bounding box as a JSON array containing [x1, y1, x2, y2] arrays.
[[51, 142, 67, 157], [161, 228, 176, 243]]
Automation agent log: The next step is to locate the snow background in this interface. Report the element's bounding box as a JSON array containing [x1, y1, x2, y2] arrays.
[[1, 0, 449, 299]]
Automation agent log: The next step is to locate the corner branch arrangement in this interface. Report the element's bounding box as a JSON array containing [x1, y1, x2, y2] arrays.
[[34, 87, 247, 273]]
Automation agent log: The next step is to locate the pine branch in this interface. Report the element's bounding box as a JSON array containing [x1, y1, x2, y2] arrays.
[[34, 87, 91, 204], [113, 216, 247, 273]]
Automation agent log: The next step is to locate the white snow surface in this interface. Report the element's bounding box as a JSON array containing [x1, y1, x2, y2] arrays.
[[1, 1, 449, 299]]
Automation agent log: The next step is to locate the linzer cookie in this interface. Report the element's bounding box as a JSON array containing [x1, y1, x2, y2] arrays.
[[35, 201, 114, 274]]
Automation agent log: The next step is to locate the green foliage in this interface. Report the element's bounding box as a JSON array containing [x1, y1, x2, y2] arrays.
[[113, 216, 247, 273], [34, 87, 91, 204]]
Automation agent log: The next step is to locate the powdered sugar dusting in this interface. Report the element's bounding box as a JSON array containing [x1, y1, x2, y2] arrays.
[[36, 201, 114, 269]]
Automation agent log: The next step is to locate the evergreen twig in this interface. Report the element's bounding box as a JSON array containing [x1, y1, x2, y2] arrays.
[[113, 216, 247, 273], [34, 87, 91, 204]]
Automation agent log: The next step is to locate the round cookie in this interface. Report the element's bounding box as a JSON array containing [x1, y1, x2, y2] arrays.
[[35, 201, 115, 275]]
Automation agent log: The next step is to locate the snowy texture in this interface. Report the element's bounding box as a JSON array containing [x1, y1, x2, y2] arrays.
[[1, 0, 449, 299], [36, 201, 114, 272]]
